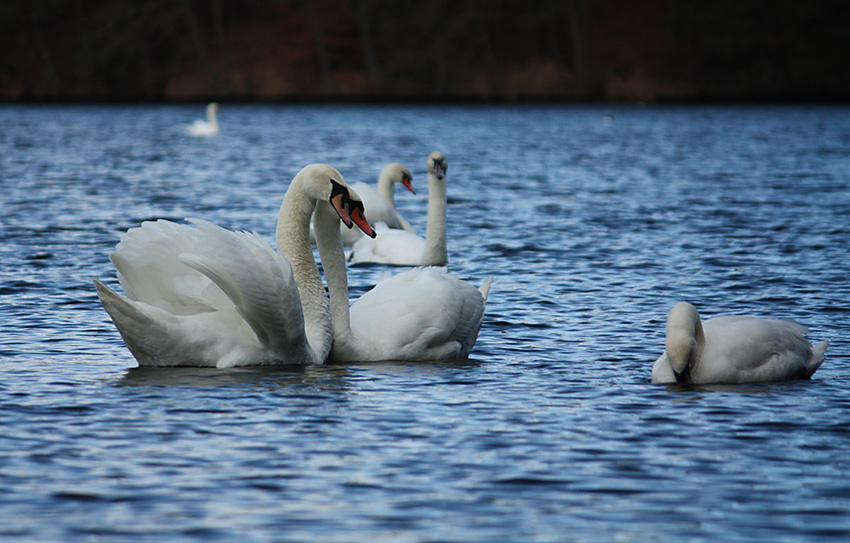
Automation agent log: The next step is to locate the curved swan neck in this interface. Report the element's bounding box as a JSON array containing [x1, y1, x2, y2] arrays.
[[313, 202, 356, 355], [376, 167, 397, 205], [276, 177, 333, 363], [421, 170, 448, 266]]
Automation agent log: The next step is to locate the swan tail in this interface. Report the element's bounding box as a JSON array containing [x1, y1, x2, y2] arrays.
[[478, 276, 494, 301], [95, 278, 153, 327], [454, 276, 493, 359], [457, 277, 493, 357], [94, 279, 170, 365], [806, 340, 829, 377]]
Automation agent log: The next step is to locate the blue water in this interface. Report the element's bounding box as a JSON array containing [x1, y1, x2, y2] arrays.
[[1, 104, 850, 542]]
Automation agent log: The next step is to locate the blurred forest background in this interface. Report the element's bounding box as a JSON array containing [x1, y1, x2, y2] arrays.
[[1, 0, 849, 102]]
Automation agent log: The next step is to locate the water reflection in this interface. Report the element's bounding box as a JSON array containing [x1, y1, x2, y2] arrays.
[[659, 380, 816, 396], [118, 364, 352, 388], [116, 358, 483, 389]]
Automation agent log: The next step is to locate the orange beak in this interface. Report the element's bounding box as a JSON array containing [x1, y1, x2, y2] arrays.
[[402, 175, 415, 194], [349, 201, 377, 238], [329, 181, 353, 228]]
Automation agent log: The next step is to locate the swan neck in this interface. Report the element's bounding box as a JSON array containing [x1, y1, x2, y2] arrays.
[[313, 202, 356, 358], [207, 106, 218, 128], [276, 181, 333, 363], [376, 170, 395, 204], [422, 171, 448, 266]]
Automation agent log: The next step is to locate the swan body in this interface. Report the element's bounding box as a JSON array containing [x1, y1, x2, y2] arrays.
[[95, 164, 355, 367], [349, 151, 448, 266], [314, 187, 492, 362], [651, 302, 829, 384], [186, 102, 220, 137]]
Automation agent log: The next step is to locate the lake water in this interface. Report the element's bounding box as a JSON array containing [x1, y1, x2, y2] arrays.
[[2, 103, 850, 542]]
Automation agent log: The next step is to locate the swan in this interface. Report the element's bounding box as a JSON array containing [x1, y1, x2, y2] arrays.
[[186, 102, 220, 137], [348, 151, 449, 266], [94, 164, 366, 367], [315, 187, 493, 362], [651, 302, 829, 384]]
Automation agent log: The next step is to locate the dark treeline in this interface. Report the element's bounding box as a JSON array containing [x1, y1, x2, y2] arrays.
[[1, 0, 848, 102]]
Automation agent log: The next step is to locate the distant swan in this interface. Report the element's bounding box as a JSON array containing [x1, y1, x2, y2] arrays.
[[348, 151, 448, 266], [314, 186, 493, 362], [651, 302, 829, 384], [94, 164, 366, 367], [186, 102, 220, 137]]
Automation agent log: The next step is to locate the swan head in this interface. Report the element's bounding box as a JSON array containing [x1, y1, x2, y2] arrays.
[[294, 164, 353, 228], [345, 186, 377, 238], [206, 102, 219, 115], [427, 151, 448, 180], [383, 163, 415, 194], [665, 302, 702, 381]]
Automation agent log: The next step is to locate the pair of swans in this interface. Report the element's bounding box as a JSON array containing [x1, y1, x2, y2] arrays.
[[652, 302, 828, 385], [95, 164, 491, 367], [185, 103, 220, 137], [348, 151, 449, 266]]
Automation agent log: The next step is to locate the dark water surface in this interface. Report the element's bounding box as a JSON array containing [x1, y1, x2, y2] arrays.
[[2, 104, 850, 542]]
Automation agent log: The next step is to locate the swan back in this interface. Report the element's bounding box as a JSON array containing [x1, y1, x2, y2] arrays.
[[345, 268, 491, 361]]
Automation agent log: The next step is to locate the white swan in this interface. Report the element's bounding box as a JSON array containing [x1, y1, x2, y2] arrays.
[[651, 302, 829, 384], [314, 187, 493, 362], [348, 151, 449, 266], [186, 102, 220, 137], [94, 164, 361, 367]]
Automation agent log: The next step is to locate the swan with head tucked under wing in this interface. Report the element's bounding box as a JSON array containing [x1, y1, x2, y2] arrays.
[[94, 164, 366, 367], [348, 151, 449, 266], [186, 102, 220, 137], [315, 186, 492, 362], [651, 302, 829, 385]]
